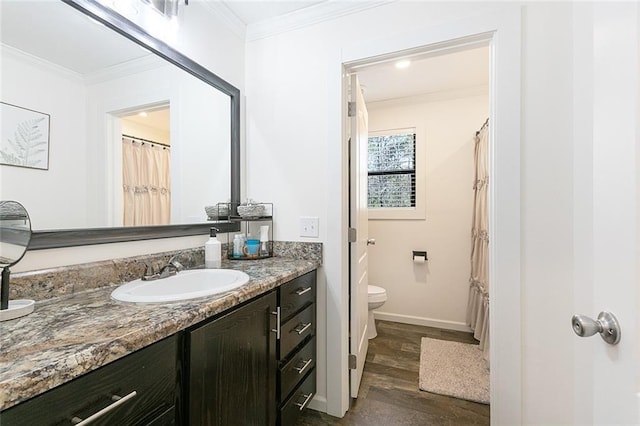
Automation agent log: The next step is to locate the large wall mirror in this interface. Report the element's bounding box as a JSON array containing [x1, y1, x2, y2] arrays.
[[0, 0, 240, 249]]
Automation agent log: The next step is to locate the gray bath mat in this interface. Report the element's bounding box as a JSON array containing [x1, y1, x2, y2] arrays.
[[419, 337, 489, 404]]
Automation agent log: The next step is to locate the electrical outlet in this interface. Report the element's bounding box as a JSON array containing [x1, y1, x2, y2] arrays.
[[300, 217, 319, 238]]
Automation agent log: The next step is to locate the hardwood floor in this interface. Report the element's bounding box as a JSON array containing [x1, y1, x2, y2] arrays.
[[296, 320, 490, 425]]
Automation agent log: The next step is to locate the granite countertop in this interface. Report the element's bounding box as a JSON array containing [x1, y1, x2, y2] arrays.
[[0, 257, 319, 411]]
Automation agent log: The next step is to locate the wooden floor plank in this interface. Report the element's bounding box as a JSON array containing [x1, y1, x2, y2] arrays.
[[296, 320, 490, 425]]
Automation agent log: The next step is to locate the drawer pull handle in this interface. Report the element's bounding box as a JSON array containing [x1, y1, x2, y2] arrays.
[[294, 322, 312, 335], [71, 390, 137, 425], [271, 307, 281, 339], [295, 392, 314, 411], [295, 287, 312, 296], [294, 358, 313, 375]]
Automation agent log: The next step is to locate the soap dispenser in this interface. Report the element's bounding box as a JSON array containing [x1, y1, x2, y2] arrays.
[[205, 227, 221, 268]]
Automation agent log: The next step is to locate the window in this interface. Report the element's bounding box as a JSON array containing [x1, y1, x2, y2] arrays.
[[367, 129, 416, 208]]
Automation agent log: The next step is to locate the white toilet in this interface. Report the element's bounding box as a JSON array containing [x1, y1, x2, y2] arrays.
[[367, 285, 387, 339]]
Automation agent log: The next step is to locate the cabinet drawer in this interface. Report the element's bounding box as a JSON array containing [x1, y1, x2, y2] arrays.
[[2, 335, 179, 426], [279, 271, 315, 323], [280, 304, 314, 359], [279, 337, 315, 401], [278, 370, 315, 426]]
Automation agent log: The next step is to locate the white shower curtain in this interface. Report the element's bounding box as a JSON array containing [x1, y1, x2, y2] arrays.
[[466, 120, 490, 362], [122, 138, 171, 226]]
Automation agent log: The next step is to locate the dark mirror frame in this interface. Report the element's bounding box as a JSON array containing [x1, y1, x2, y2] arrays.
[[29, 0, 241, 250]]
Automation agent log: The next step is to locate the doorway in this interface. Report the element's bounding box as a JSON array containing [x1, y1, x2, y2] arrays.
[[106, 102, 171, 227], [120, 106, 171, 226], [345, 40, 490, 403], [361, 44, 489, 324]]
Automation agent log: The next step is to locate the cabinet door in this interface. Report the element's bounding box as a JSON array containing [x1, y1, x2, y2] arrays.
[[188, 291, 277, 426]]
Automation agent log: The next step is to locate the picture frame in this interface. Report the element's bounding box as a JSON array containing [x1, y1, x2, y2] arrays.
[[0, 102, 50, 170]]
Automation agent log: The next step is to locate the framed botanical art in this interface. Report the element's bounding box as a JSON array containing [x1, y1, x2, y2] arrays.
[[0, 102, 50, 170]]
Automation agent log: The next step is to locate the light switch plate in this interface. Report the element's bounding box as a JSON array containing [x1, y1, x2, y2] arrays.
[[300, 216, 319, 238]]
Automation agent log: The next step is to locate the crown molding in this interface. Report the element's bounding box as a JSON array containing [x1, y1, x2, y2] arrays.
[[82, 54, 167, 85], [1, 43, 83, 83], [199, 1, 246, 41], [246, 1, 394, 42], [1, 43, 166, 87]]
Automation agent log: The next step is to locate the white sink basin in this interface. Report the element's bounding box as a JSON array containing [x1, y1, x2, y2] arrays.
[[111, 269, 250, 304]]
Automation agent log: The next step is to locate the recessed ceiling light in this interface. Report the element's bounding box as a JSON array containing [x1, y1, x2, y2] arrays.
[[138, 111, 148, 117], [395, 60, 411, 69]]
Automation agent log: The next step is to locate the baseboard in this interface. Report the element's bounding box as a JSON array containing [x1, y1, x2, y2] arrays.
[[307, 395, 327, 412], [374, 311, 472, 332]]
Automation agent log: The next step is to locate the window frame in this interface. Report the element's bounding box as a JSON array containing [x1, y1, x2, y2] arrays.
[[368, 127, 425, 220]]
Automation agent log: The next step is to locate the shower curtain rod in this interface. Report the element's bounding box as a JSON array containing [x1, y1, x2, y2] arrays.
[[122, 134, 170, 149], [476, 118, 489, 136]]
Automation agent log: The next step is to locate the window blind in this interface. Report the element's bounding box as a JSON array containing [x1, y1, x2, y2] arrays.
[[367, 131, 416, 208]]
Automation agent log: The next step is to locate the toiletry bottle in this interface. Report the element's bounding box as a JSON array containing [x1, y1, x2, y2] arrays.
[[259, 225, 269, 257], [233, 234, 243, 258], [205, 227, 221, 268]]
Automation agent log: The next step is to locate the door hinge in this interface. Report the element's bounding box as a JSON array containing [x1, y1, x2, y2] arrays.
[[347, 101, 356, 117], [348, 228, 357, 243], [349, 354, 357, 369]]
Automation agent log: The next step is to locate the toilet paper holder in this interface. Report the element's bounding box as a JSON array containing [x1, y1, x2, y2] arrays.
[[412, 250, 428, 261]]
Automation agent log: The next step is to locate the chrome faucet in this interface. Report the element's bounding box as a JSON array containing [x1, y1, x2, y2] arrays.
[[158, 255, 184, 279], [140, 260, 160, 281], [139, 254, 184, 281]]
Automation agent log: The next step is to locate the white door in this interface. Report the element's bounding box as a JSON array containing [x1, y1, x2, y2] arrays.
[[572, 2, 639, 424], [349, 73, 369, 398]]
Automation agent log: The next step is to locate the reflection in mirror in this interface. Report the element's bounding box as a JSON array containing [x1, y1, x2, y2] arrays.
[[0, 200, 32, 311], [0, 0, 231, 231], [121, 107, 171, 226], [0, 201, 31, 267]]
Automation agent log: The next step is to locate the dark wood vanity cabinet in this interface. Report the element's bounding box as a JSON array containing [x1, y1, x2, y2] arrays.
[[186, 291, 278, 426], [186, 270, 317, 426], [1, 334, 181, 426], [276, 270, 317, 426], [2, 270, 317, 426]]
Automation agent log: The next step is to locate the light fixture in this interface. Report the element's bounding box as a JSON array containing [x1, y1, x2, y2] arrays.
[[395, 60, 411, 69], [102, 0, 184, 41], [138, 111, 148, 117], [143, 0, 186, 20]]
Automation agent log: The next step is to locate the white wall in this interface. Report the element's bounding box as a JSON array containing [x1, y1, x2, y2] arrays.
[[243, 1, 580, 422], [85, 64, 231, 226], [176, 75, 231, 223], [0, 45, 89, 230], [245, 1, 516, 417], [367, 90, 488, 330]]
